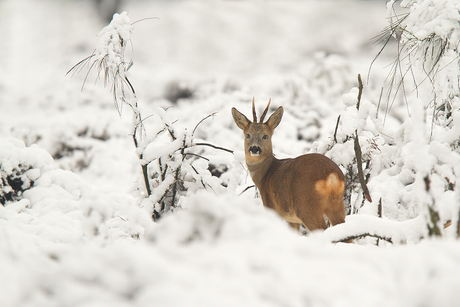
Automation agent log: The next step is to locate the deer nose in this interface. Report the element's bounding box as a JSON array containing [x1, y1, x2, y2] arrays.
[[249, 146, 262, 157]]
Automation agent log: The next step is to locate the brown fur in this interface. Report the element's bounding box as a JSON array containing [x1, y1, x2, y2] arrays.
[[232, 102, 347, 232]]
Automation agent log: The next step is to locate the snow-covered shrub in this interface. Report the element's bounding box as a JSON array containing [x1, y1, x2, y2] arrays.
[[134, 107, 225, 220], [0, 137, 152, 245], [322, 0, 460, 240], [375, 0, 460, 236], [67, 11, 135, 115], [68, 12, 224, 221], [0, 138, 53, 205], [367, 101, 460, 237], [379, 0, 460, 126], [314, 73, 460, 242], [1, 136, 151, 241], [313, 76, 383, 216], [67, 11, 169, 202], [402, 0, 460, 126]]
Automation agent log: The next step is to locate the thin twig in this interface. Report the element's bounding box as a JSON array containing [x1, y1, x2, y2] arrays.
[[368, 10, 410, 83], [376, 197, 383, 246], [194, 142, 234, 154], [333, 115, 341, 144], [354, 133, 372, 203], [189, 163, 208, 190], [332, 233, 393, 244], [356, 74, 363, 110], [238, 185, 255, 196], [132, 131, 151, 196], [192, 112, 217, 136], [354, 75, 372, 203], [82, 58, 99, 91], [376, 87, 383, 118], [131, 17, 160, 25], [65, 54, 96, 76], [457, 211, 460, 238], [185, 152, 210, 161], [124, 75, 136, 94]]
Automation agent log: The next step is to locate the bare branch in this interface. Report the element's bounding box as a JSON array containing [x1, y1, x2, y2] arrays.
[[131, 17, 160, 25], [192, 112, 218, 136], [332, 233, 393, 244], [185, 153, 210, 161], [354, 75, 372, 203], [333, 115, 341, 144], [354, 133, 372, 203], [194, 142, 234, 154], [356, 74, 363, 110], [65, 53, 96, 77], [238, 185, 255, 196]]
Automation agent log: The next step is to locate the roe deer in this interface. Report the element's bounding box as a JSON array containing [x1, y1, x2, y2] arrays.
[[232, 99, 347, 232]]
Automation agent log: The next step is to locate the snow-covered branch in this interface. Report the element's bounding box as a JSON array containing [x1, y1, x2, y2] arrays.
[[318, 214, 426, 244]]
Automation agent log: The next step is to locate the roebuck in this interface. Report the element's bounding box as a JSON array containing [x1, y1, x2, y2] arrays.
[[232, 99, 347, 232]]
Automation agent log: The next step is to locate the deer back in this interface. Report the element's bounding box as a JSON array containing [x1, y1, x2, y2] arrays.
[[258, 154, 345, 224]]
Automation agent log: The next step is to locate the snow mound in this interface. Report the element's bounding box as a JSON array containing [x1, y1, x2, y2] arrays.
[[0, 138, 54, 205], [148, 190, 293, 245], [0, 137, 152, 246], [3, 189, 460, 307]]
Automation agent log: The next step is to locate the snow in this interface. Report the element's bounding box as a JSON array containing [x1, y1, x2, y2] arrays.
[[2, 190, 460, 306], [403, 0, 460, 40], [1, 0, 460, 306]]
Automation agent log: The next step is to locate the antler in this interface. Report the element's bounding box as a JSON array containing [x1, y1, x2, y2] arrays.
[[260, 98, 271, 123], [252, 97, 257, 122]]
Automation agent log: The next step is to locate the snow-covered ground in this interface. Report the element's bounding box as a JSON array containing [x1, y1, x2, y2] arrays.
[[1, 0, 460, 306]]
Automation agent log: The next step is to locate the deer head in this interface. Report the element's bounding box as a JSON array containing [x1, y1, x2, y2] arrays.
[[232, 98, 284, 164]]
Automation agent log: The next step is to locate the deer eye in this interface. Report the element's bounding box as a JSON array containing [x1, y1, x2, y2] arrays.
[[246, 134, 250, 139], [263, 135, 268, 140]]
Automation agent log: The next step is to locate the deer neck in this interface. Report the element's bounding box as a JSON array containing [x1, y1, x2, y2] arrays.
[[246, 154, 277, 187]]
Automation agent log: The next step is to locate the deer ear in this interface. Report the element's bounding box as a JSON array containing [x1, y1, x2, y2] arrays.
[[232, 107, 251, 130], [266, 106, 283, 130]]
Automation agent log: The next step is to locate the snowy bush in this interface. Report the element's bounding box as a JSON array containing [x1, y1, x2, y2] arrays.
[[68, 12, 225, 221], [379, 0, 460, 126], [312, 76, 381, 216], [318, 0, 460, 241], [0, 138, 53, 205], [399, 0, 460, 125], [382, 0, 460, 234], [0, 137, 151, 242], [135, 107, 225, 220], [311, 68, 460, 242]]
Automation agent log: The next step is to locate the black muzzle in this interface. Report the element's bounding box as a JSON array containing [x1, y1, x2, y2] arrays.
[[249, 146, 262, 156]]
